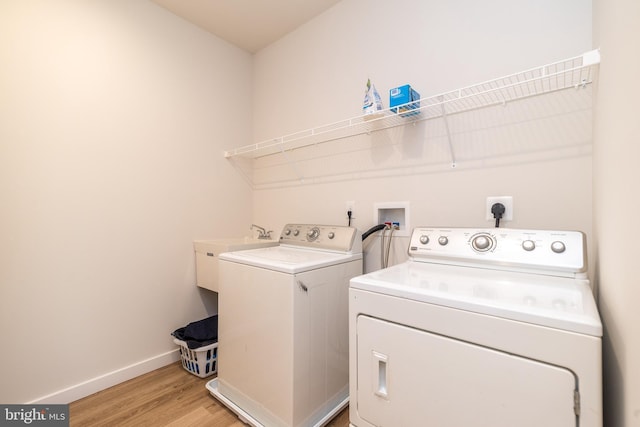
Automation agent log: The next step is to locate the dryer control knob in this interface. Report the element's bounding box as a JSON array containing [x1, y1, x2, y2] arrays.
[[471, 234, 493, 252], [522, 240, 536, 251], [328, 232, 335, 239], [293, 229, 300, 236], [438, 236, 449, 246], [419, 235, 429, 245], [551, 241, 566, 253], [285, 229, 291, 235]]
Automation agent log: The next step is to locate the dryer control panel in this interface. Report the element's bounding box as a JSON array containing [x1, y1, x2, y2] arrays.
[[280, 224, 362, 254], [408, 227, 586, 277]]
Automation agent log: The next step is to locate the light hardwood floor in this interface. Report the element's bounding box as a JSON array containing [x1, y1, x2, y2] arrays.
[[69, 362, 350, 427]]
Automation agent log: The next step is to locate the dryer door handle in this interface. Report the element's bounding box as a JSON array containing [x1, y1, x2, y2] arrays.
[[373, 351, 389, 399]]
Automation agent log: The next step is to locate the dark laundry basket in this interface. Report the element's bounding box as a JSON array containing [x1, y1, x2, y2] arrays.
[[171, 315, 218, 378]]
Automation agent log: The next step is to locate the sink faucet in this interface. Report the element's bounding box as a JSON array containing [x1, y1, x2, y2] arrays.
[[251, 224, 273, 240]]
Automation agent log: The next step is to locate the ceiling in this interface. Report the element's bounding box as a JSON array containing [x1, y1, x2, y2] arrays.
[[151, 0, 342, 53]]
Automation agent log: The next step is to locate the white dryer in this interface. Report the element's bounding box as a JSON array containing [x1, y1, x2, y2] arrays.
[[207, 224, 362, 427], [349, 227, 602, 427]]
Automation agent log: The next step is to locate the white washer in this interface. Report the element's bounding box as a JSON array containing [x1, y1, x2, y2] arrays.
[[207, 224, 363, 427], [349, 227, 602, 427]]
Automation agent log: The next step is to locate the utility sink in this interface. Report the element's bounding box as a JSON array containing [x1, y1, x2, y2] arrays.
[[195, 237, 277, 252], [193, 238, 278, 293]]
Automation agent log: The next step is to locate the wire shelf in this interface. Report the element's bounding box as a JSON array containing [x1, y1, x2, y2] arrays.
[[224, 50, 599, 161]]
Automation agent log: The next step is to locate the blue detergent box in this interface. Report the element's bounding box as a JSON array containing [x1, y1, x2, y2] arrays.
[[389, 84, 420, 117]]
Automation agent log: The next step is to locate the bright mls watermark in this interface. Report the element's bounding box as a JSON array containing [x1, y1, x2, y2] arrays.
[[1, 405, 68, 426]]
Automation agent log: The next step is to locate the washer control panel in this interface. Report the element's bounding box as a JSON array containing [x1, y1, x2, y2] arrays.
[[280, 224, 361, 253], [409, 227, 586, 276]]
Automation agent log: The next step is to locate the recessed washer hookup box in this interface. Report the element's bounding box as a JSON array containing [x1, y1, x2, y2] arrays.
[[389, 84, 420, 117]]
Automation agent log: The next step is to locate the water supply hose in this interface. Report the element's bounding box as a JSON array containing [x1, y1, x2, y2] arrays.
[[383, 226, 394, 268]]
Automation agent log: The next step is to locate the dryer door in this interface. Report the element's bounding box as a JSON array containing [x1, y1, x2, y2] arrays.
[[355, 315, 578, 427]]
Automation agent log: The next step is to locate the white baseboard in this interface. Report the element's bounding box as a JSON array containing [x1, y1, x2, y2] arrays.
[[27, 349, 181, 404]]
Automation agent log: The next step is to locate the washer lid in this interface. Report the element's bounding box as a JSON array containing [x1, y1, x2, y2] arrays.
[[350, 261, 602, 337], [219, 245, 362, 274]]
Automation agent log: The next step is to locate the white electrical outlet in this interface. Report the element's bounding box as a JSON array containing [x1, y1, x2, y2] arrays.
[[486, 196, 513, 221]]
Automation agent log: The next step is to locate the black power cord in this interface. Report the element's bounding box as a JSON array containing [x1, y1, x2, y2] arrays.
[[491, 203, 506, 228]]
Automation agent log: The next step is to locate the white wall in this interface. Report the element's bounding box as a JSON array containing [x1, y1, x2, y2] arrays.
[[252, 0, 593, 273], [593, 0, 640, 425], [0, 0, 607, 411], [0, 0, 253, 403]]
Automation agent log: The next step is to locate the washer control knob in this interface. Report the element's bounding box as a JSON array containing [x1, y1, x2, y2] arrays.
[[285, 229, 291, 236], [438, 236, 449, 246], [306, 227, 320, 242], [328, 232, 335, 239], [522, 240, 536, 251], [293, 229, 300, 236], [471, 234, 493, 252], [551, 241, 566, 253], [419, 235, 429, 245]]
